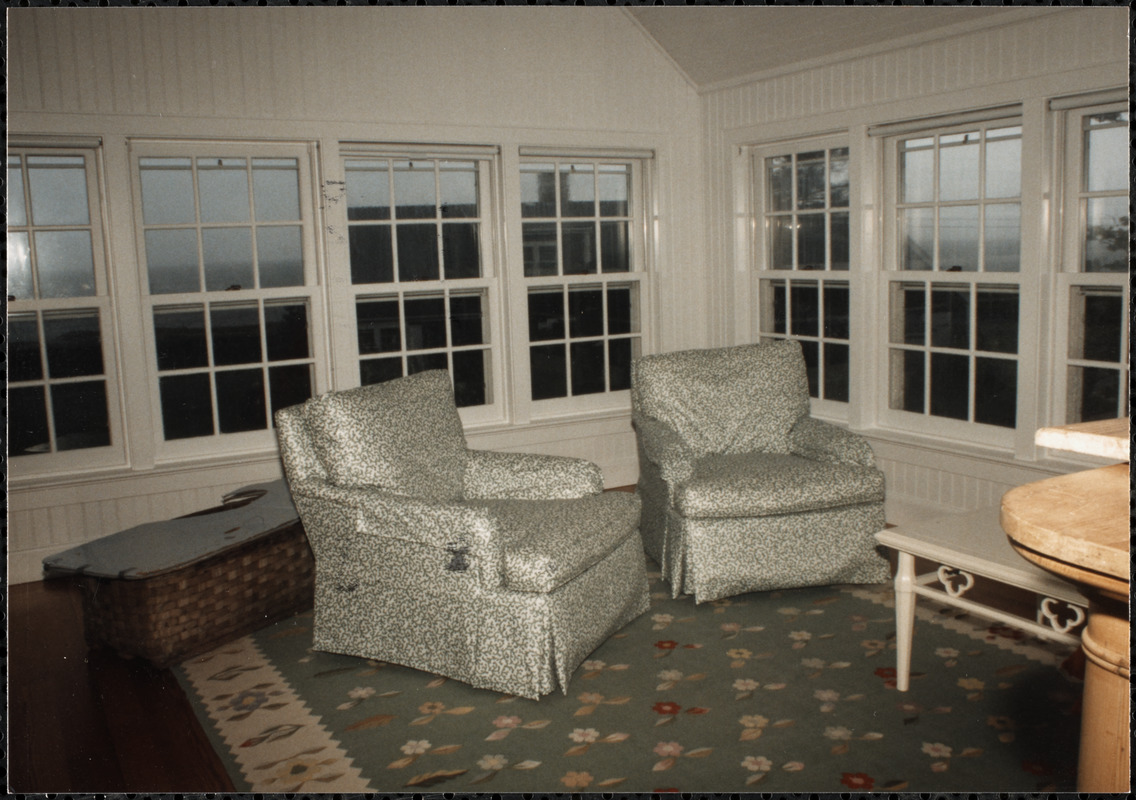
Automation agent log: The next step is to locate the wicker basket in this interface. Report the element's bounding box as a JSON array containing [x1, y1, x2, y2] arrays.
[[80, 520, 314, 667]]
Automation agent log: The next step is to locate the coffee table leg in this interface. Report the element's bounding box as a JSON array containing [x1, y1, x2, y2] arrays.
[[894, 551, 916, 692]]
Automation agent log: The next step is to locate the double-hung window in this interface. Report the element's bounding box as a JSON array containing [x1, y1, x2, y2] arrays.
[[130, 141, 322, 458], [338, 146, 500, 422], [7, 141, 124, 473], [881, 119, 1024, 444], [1054, 102, 1129, 423], [519, 155, 648, 410], [753, 140, 852, 410]]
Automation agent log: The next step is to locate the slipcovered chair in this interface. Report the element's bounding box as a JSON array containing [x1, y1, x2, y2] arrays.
[[275, 370, 649, 699], [631, 340, 890, 604]]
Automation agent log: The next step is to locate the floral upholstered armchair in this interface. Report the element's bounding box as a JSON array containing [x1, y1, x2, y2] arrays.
[[631, 341, 891, 603], [275, 370, 649, 699]]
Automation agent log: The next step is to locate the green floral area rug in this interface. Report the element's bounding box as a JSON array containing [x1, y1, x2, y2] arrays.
[[176, 566, 1082, 793]]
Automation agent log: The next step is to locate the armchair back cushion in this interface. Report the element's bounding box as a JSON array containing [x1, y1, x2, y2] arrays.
[[302, 370, 469, 501], [633, 340, 810, 458]]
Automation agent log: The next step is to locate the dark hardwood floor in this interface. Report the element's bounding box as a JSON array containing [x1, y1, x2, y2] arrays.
[[6, 576, 235, 793]]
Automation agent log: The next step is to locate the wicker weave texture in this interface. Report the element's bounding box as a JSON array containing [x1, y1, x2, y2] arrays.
[[80, 522, 314, 667]]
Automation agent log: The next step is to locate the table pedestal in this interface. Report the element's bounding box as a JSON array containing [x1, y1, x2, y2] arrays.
[[1077, 592, 1130, 792]]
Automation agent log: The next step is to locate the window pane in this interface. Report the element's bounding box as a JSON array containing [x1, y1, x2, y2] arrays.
[[9, 386, 50, 455], [930, 286, 970, 349], [974, 357, 1016, 428], [1070, 366, 1121, 422], [929, 352, 969, 420], [146, 229, 200, 294], [346, 161, 391, 221], [984, 204, 1020, 272], [9, 314, 43, 381], [439, 161, 478, 218], [202, 227, 254, 291], [796, 151, 826, 210], [789, 281, 819, 337], [829, 148, 850, 207], [607, 285, 634, 335], [767, 155, 793, 212], [265, 302, 310, 361], [560, 164, 595, 217], [571, 340, 606, 395], [520, 165, 556, 217], [823, 284, 849, 339], [600, 221, 629, 273], [356, 298, 402, 354], [530, 344, 567, 400], [799, 339, 819, 397], [7, 232, 33, 300], [34, 230, 96, 297], [569, 286, 604, 338], [938, 205, 979, 271], [985, 138, 1021, 199], [901, 147, 934, 203], [761, 280, 787, 335], [609, 337, 634, 392], [975, 289, 1018, 354], [562, 221, 597, 274], [253, 158, 301, 221], [210, 303, 262, 366], [442, 222, 480, 280], [407, 352, 448, 376], [1084, 196, 1129, 273], [404, 295, 446, 350], [159, 373, 214, 439], [198, 159, 250, 223], [901, 208, 934, 271], [529, 289, 565, 342], [890, 349, 925, 413], [797, 214, 825, 270], [52, 380, 111, 450], [452, 349, 488, 407], [450, 293, 486, 347], [1085, 122, 1128, 192], [28, 157, 90, 225], [349, 225, 394, 284], [360, 357, 403, 386], [598, 166, 630, 216], [215, 368, 266, 433], [9, 161, 27, 226], [939, 139, 979, 201], [1072, 289, 1123, 362], [257, 226, 304, 288], [890, 283, 925, 345], [154, 306, 208, 371], [824, 342, 849, 402], [830, 212, 850, 270], [44, 310, 104, 378], [769, 216, 794, 270], [397, 224, 439, 281], [393, 161, 436, 219], [269, 363, 312, 418], [140, 158, 196, 224], [523, 222, 558, 277]]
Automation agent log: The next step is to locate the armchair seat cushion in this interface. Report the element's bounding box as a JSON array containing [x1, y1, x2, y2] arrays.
[[675, 452, 885, 520], [474, 492, 642, 594]]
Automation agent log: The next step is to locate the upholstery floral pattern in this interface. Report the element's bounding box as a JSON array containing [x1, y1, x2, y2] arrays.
[[631, 342, 891, 603], [276, 370, 650, 700]]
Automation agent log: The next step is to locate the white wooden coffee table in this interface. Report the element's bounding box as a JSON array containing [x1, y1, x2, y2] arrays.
[[875, 505, 1088, 691]]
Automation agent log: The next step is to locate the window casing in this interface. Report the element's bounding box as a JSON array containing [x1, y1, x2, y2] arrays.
[[881, 120, 1024, 446], [7, 144, 125, 474], [1054, 104, 1130, 423], [519, 157, 647, 413], [129, 140, 324, 460], [752, 139, 852, 415]]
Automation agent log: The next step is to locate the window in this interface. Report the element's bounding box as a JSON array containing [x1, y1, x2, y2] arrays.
[[754, 142, 851, 406], [131, 142, 321, 455], [340, 150, 498, 415], [1055, 105, 1129, 423], [7, 144, 123, 470], [520, 158, 646, 406], [882, 121, 1023, 441]]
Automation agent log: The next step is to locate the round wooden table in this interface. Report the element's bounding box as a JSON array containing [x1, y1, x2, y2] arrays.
[[1001, 460, 1130, 792]]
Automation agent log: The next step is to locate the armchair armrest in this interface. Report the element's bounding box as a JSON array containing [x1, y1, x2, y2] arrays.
[[632, 412, 696, 484], [788, 416, 877, 468], [463, 449, 604, 500]]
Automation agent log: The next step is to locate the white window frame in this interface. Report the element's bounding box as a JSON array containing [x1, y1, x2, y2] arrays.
[[328, 143, 505, 428], [750, 135, 855, 421], [7, 138, 127, 477], [513, 150, 652, 421], [127, 139, 327, 463]]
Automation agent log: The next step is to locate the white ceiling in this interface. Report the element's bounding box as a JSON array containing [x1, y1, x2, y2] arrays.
[[628, 6, 1052, 89]]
